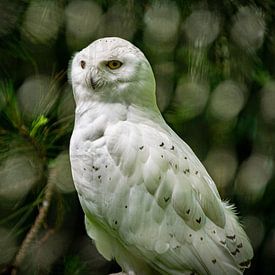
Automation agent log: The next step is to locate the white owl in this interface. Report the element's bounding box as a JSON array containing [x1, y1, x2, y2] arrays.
[[69, 37, 253, 274]]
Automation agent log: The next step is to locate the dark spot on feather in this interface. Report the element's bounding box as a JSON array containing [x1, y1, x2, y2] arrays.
[[170, 145, 175, 150], [237, 243, 243, 248], [83, 168, 86, 170], [159, 142, 164, 147], [212, 259, 217, 264], [195, 171, 198, 175], [114, 220, 118, 225], [80, 60, 86, 69], [175, 164, 178, 169], [213, 230, 216, 234], [200, 237, 203, 241], [164, 196, 170, 202], [105, 165, 108, 168], [184, 156, 187, 159], [109, 177, 111, 181], [196, 217, 202, 224], [125, 205, 128, 208], [220, 240, 226, 245], [226, 234, 236, 240], [231, 248, 240, 256], [98, 175, 101, 179], [159, 176, 161, 180], [189, 234, 192, 237], [92, 166, 99, 171], [184, 169, 190, 174], [186, 209, 190, 214], [139, 146, 144, 150], [169, 233, 173, 238], [239, 260, 251, 267], [161, 155, 164, 158]]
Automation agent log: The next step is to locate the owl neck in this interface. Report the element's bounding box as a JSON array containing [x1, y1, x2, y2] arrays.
[[74, 99, 161, 129]]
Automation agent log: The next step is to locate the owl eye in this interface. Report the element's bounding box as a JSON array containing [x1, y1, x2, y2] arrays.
[[106, 60, 123, 70], [80, 60, 86, 69]]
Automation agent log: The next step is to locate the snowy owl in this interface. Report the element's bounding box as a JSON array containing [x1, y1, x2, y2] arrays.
[[69, 37, 253, 274]]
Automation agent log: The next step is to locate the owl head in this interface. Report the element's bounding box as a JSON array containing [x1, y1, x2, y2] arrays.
[[69, 37, 156, 108]]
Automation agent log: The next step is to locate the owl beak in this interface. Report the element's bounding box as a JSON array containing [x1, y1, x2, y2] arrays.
[[90, 77, 96, 90], [88, 67, 99, 90]]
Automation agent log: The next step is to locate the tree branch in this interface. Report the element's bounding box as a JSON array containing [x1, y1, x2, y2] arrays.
[[11, 167, 57, 275]]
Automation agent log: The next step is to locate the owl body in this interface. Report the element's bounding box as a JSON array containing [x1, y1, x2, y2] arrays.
[[69, 37, 253, 274]]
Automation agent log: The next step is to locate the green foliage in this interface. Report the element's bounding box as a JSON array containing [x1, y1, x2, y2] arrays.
[[63, 255, 88, 275]]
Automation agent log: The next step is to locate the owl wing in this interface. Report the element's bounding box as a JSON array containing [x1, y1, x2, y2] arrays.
[[102, 119, 253, 274]]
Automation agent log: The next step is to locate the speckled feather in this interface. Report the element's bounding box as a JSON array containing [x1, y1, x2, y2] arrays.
[[69, 37, 253, 274]]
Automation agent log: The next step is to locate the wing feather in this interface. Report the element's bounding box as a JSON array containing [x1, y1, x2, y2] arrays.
[[172, 178, 206, 230], [103, 120, 252, 273], [193, 174, 226, 228]]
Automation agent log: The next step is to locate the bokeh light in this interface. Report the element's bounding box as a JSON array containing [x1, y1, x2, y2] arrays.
[[143, 1, 180, 53], [65, 0, 103, 50], [0, 151, 42, 201], [235, 153, 273, 203], [57, 85, 75, 126], [154, 62, 175, 111], [17, 75, 58, 121], [183, 9, 220, 47], [22, 1, 63, 44], [204, 148, 238, 192], [53, 151, 75, 194], [144, 1, 180, 43], [99, 2, 136, 40], [231, 6, 265, 51], [174, 77, 209, 120], [209, 80, 246, 121]]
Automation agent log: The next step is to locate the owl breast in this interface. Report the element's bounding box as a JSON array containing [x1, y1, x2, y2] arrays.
[[70, 104, 131, 222]]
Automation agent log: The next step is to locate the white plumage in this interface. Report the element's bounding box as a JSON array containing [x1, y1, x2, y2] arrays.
[[69, 37, 253, 274]]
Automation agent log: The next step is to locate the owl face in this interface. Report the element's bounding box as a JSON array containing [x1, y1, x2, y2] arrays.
[[69, 37, 156, 107]]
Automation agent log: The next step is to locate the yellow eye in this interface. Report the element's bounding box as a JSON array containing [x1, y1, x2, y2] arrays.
[[106, 60, 123, 70]]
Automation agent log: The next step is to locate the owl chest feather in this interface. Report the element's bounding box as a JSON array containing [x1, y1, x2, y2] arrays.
[[70, 103, 142, 217]]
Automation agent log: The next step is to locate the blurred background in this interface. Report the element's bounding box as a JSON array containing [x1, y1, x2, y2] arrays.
[[0, 0, 274, 274]]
